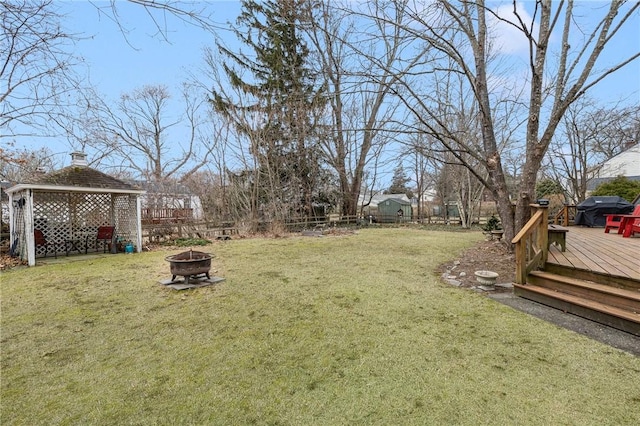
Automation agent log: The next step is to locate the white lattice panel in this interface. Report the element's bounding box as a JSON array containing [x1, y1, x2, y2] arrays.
[[114, 194, 138, 244], [33, 191, 70, 256], [11, 188, 140, 260], [31, 191, 122, 257]]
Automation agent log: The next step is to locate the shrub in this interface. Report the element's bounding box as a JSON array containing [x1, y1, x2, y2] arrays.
[[482, 214, 501, 232], [170, 237, 212, 247], [536, 178, 564, 199], [592, 176, 640, 203]]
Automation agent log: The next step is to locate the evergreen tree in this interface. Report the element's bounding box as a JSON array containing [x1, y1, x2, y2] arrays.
[[387, 163, 413, 198], [212, 0, 325, 220], [592, 176, 640, 203], [535, 178, 565, 199]]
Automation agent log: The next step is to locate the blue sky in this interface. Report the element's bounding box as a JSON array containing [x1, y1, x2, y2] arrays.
[[21, 1, 640, 170], [61, 1, 238, 100], [24, 0, 241, 164], [61, 0, 638, 104]]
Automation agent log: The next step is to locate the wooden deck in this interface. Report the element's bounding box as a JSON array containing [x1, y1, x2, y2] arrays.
[[547, 226, 640, 281]]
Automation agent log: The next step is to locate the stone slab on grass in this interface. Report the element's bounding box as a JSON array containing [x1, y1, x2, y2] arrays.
[[159, 276, 225, 290]]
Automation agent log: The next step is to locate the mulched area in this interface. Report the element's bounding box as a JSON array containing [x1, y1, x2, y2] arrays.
[[0, 253, 27, 270], [438, 237, 516, 292]]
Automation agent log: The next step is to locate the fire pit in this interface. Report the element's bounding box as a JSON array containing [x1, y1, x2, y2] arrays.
[[165, 250, 212, 285]]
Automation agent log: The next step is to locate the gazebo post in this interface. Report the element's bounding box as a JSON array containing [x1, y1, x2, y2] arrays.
[[110, 195, 117, 253], [135, 195, 143, 252], [24, 189, 36, 266]]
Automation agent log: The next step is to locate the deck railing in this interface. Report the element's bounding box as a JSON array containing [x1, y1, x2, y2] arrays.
[[141, 208, 193, 223], [512, 205, 549, 284], [553, 204, 575, 227]]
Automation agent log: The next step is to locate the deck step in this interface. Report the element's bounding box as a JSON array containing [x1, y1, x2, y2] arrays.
[[528, 270, 640, 312], [544, 263, 640, 292], [514, 283, 640, 336]]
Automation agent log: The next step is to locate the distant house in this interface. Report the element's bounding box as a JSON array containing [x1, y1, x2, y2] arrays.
[[587, 142, 640, 192], [358, 193, 411, 210]]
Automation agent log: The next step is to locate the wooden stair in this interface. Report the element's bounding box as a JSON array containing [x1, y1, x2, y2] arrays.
[[514, 270, 640, 336]]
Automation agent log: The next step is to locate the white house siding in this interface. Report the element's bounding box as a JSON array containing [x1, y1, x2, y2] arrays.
[[588, 143, 640, 192], [594, 143, 640, 178]]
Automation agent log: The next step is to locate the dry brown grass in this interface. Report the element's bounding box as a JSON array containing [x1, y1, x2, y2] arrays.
[[2, 228, 639, 425]]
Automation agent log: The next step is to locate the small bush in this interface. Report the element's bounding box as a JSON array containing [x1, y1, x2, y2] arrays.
[[482, 214, 501, 232], [536, 178, 564, 199], [169, 237, 212, 247]]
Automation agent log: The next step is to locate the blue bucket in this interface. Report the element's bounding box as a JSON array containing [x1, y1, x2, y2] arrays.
[[125, 243, 134, 254]]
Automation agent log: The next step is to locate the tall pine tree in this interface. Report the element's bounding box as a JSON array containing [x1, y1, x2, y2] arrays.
[[212, 0, 325, 222], [387, 163, 413, 199]]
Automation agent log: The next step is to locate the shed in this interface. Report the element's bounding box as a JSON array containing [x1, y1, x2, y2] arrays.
[[377, 198, 412, 223], [6, 152, 145, 266]]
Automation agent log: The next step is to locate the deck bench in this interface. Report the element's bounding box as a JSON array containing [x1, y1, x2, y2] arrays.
[[548, 224, 569, 252]]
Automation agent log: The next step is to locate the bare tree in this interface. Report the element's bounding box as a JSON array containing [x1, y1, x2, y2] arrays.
[[0, 146, 61, 182], [371, 0, 640, 243], [399, 52, 512, 229], [89, 0, 222, 43], [544, 99, 640, 203], [406, 134, 441, 223], [305, 0, 411, 217], [1, 0, 80, 147], [182, 113, 237, 222], [76, 84, 215, 183]]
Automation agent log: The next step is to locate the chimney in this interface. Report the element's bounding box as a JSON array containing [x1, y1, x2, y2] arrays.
[[70, 151, 88, 167]]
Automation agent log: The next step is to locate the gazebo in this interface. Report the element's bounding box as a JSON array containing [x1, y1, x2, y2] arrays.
[[6, 152, 145, 266]]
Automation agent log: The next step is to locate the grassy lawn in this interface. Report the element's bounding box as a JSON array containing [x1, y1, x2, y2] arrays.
[[2, 228, 639, 425]]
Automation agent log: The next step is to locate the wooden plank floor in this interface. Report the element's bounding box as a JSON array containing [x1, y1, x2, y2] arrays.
[[547, 226, 640, 281]]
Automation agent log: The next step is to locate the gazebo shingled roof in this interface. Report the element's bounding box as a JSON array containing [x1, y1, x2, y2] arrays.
[[30, 165, 140, 191]]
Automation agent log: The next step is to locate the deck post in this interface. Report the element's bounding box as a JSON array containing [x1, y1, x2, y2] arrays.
[[536, 205, 549, 264], [514, 240, 526, 284], [512, 204, 550, 285]]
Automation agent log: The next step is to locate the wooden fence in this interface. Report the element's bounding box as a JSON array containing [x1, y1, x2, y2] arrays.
[[140, 213, 504, 244]]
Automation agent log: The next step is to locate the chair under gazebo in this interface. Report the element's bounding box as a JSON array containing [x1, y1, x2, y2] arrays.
[[6, 152, 145, 266]]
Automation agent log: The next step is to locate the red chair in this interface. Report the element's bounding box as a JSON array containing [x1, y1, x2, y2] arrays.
[[604, 204, 640, 233], [622, 216, 640, 238], [86, 226, 115, 253], [34, 229, 57, 258]]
